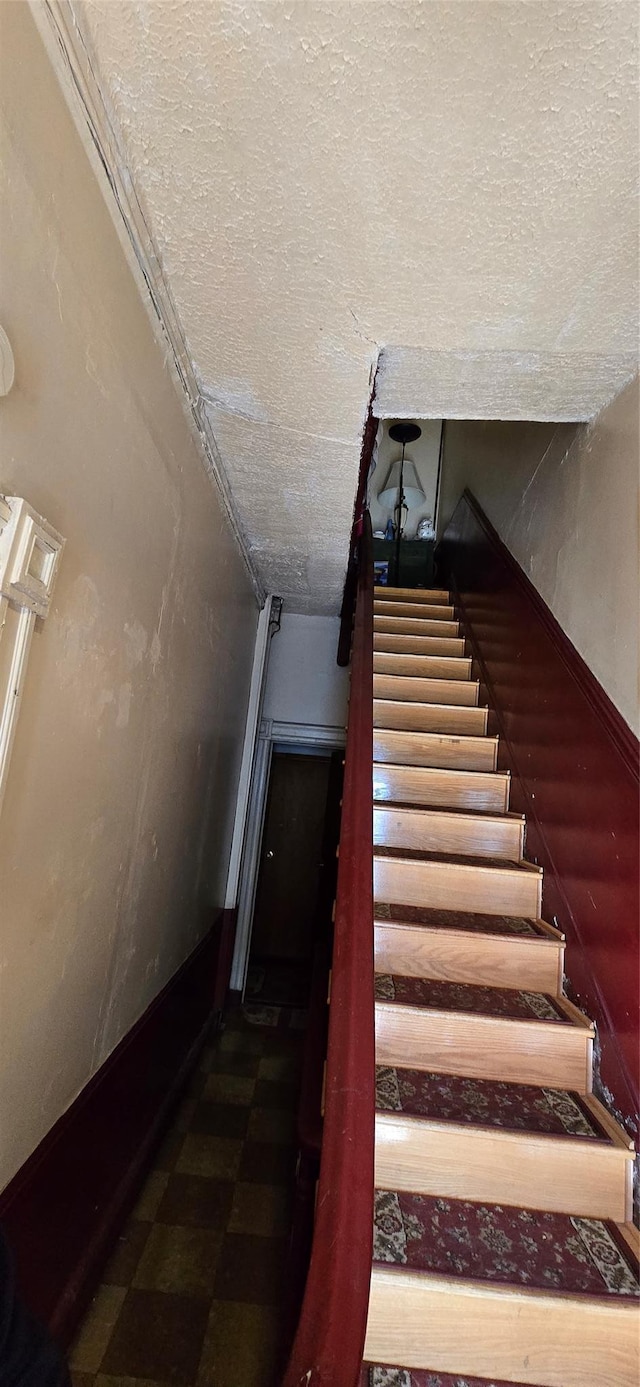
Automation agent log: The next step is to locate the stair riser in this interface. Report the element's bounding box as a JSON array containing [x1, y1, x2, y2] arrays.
[[374, 586, 451, 604], [374, 1114, 631, 1221], [373, 675, 479, 707], [373, 700, 488, 736], [373, 730, 498, 773], [374, 617, 460, 638], [365, 1268, 638, 1387], [375, 1005, 592, 1091], [373, 807, 522, 859], [374, 653, 472, 680], [374, 924, 562, 994], [373, 765, 510, 813], [374, 634, 466, 657], [375, 601, 456, 620], [374, 856, 542, 918]]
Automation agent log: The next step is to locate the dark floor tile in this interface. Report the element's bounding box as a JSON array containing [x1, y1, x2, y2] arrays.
[[157, 1173, 234, 1230], [247, 1105, 297, 1146], [208, 1049, 262, 1078], [218, 1027, 265, 1057], [257, 1052, 301, 1082], [253, 1077, 300, 1110], [196, 1300, 281, 1387], [68, 1286, 127, 1374], [70, 1372, 94, 1387], [202, 1071, 255, 1106], [190, 1099, 250, 1139], [228, 1182, 293, 1237], [101, 1219, 151, 1286], [239, 1139, 297, 1185], [213, 1233, 287, 1305], [176, 1133, 242, 1181], [101, 1288, 209, 1384], [133, 1223, 222, 1297]]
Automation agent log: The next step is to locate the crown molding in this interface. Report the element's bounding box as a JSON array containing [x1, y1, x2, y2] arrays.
[[30, 0, 264, 605]]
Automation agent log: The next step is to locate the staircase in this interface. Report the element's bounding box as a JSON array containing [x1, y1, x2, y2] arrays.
[[363, 586, 639, 1387]]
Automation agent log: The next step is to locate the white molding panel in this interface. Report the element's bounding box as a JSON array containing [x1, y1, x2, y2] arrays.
[[0, 497, 65, 814]]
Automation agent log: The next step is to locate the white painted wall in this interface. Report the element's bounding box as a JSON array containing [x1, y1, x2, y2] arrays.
[[439, 377, 639, 735], [0, 6, 258, 1191], [262, 613, 349, 733]]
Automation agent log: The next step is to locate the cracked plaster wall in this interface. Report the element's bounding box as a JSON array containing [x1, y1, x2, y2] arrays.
[[439, 376, 639, 734], [0, 5, 258, 1190], [75, 0, 638, 613]]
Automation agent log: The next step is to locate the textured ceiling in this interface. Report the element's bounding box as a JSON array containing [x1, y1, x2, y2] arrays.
[[74, 0, 638, 612]]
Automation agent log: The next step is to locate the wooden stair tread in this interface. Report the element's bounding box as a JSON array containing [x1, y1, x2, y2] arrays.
[[372, 1190, 640, 1298], [375, 976, 571, 1025], [374, 586, 451, 602], [363, 1366, 546, 1387], [375, 1066, 611, 1142], [374, 846, 532, 872], [374, 903, 550, 939]]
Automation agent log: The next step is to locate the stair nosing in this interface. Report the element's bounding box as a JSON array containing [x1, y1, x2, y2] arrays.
[[375, 997, 594, 1033], [369, 1260, 639, 1305], [373, 918, 560, 947], [374, 1108, 621, 1149]]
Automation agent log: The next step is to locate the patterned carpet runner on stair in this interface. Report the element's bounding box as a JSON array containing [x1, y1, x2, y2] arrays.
[[374, 904, 541, 936], [375, 976, 567, 1022], [375, 1066, 610, 1139], [373, 1190, 640, 1296], [364, 1368, 548, 1387]]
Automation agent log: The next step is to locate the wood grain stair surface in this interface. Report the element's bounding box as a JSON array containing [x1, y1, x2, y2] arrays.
[[362, 585, 638, 1386], [374, 728, 498, 772], [374, 652, 472, 680], [374, 615, 460, 638], [374, 912, 562, 993], [374, 587, 452, 604], [373, 764, 510, 812], [374, 804, 524, 860], [375, 600, 456, 621], [373, 698, 488, 735], [374, 849, 542, 918], [373, 674, 480, 707], [374, 633, 466, 657]]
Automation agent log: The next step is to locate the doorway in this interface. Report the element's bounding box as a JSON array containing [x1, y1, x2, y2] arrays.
[[245, 747, 341, 1011]]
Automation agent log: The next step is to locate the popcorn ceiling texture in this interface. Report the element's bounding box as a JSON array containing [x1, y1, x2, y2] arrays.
[[78, 0, 638, 612]]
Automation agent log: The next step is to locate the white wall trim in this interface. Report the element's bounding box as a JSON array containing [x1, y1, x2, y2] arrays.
[[224, 596, 275, 910], [229, 718, 345, 994], [31, 0, 263, 606], [0, 496, 65, 817], [264, 719, 346, 749]]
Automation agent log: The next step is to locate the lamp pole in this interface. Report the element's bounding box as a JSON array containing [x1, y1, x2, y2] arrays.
[[388, 422, 422, 587]]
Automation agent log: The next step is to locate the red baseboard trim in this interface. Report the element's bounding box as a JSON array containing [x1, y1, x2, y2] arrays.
[[440, 492, 639, 1132], [0, 907, 237, 1346]]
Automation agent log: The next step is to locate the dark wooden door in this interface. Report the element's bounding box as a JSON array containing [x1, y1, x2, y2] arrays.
[[250, 752, 331, 960]]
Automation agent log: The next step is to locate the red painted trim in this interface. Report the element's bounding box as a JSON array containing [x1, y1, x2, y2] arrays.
[[440, 492, 639, 1132], [284, 516, 375, 1387], [0, 912, 229, 1345], [338, 406, 378, 666], [459, 490, 639, 778]]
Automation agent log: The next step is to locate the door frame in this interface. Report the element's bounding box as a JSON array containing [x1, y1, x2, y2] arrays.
[[229, 718, 346, 994]]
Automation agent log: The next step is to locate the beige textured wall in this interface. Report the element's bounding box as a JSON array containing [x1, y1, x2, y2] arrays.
[[0, 5, 258, 1190], [439, 377, 639, 734]]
